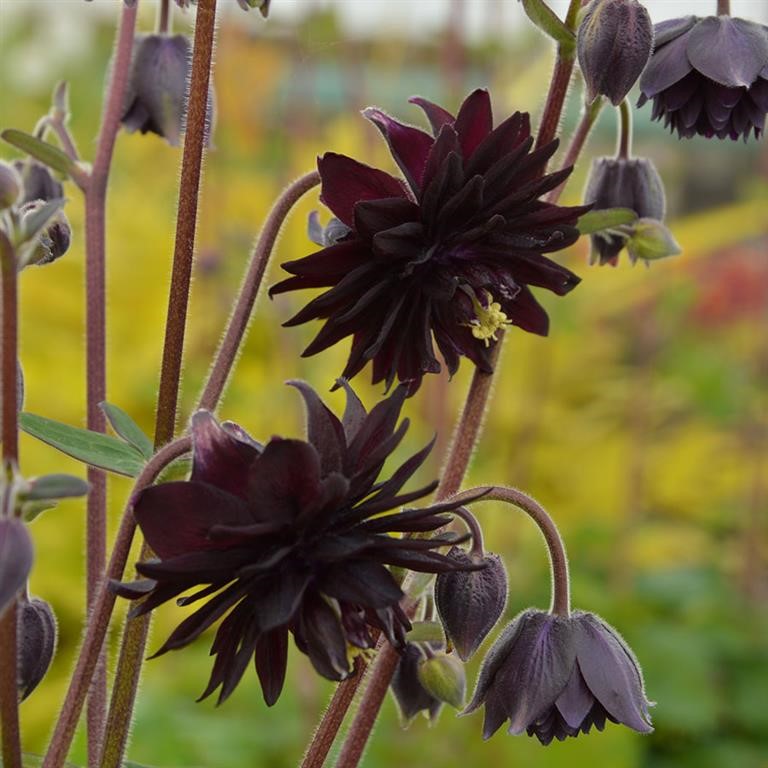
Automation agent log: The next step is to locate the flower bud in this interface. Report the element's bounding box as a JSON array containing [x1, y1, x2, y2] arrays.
[[0, 161, 22, 210], [391, 643, 442, 725], [121, 34, 215, 147], [626, 218, 681, 263], [17, 597, 57, 701], [578, 0, 653, 105], [435, 547, 507, 661], [12, 160, 64, 206], [19, 201, 71, 266], [417, 652, 466, 710], [583, 156, 665, 265], [0, 517, 34, 616]]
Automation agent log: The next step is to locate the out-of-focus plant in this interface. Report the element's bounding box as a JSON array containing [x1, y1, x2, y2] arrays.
[[0, 0, 763, 767]]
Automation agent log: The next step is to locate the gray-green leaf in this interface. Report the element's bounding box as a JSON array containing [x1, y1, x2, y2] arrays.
[[24, 473, 90, 501], [19, 413, 146, 477], [100, 402, 154, 459], [577, 207, 638, 235], [1, 129, 74, 177]]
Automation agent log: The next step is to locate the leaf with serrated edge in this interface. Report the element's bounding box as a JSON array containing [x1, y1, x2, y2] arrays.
[[19, 413, 146, 477], [100, 402, 154, 459]]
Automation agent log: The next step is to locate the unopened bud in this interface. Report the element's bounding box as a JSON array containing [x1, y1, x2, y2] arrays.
[[626, 218, 681, 263], [19, 201, 71, 266], [391, 643, 442, 725], [584, 156, 665, 265], [13, 160, 64, 206], [578, 0, 653, 105], [0, 517, 34, 616], [0, 161, 22, 210], [17, 597, 57, 701], [417, 652, 466, 709], [435, 547, 507, 661]]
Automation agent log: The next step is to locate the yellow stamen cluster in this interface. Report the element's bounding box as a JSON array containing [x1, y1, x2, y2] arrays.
[[465, 291, 512, 346]]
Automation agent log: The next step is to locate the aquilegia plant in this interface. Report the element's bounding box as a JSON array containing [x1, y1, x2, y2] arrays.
[[0, 0, 762, 766]]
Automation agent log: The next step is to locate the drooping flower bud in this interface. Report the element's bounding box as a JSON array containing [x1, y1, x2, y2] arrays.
[[583, 156, 666, 265], [391, 643, 442, 726], [121, 34, 215, 147], [17, 597, 57, 700], [0, 517, 34, 616], [13, 160, 64, 205], [578, 0, 654, 105], [435, 546, 507, 661], [625, 218, 681, 263], [0, 161, 22, 210], [18, 201, 72, 266], [417, 651, 466, 709]]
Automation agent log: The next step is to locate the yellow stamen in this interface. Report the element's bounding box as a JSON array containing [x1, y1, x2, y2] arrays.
[[464, 290, 511, 346]]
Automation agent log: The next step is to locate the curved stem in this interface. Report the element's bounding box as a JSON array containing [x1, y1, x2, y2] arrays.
[[100, 4, 217, 766], [198, 170, 320, 411], [0, 233, 21, 768], [451, 506, 485, 559], [81, 4, 139, 761], [617, 98, 632, 160], [41, 438, 191, 768]]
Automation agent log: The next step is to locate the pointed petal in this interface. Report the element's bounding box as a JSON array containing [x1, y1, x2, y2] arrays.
[[454, 88, 493, 160], [555, 664, 595, 729], [318, 560, 403, 608], [255, 628, 288, 706], [409, 95, 455, 134], [299, 591, 352, 680], [0, 518, 33, 615], [639, 29, 694, 97], [653, 15, 697, 48]]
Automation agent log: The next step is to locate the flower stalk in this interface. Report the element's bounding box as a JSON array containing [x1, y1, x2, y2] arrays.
[[158, 0, 172, 34], [0, 232, 21, 768], [618, 98, 632, 160], [717, 0, 730, 15], [77, 2, 141, 761], [100, 3, 218, 766]]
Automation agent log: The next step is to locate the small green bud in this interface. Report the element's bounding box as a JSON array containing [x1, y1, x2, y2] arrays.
[[391, 643, 442, 725], [0, 161, 22, 210], [626, 218, 681, 263], [417, 652, 466, 710]]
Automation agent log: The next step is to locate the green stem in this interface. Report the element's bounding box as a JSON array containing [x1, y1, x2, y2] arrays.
[[41, 438, 191, 768], [618, 98, 632, 160], [100, 4, 217, 766], [83, 4, 139, 761], [0, 232, 21, 768]]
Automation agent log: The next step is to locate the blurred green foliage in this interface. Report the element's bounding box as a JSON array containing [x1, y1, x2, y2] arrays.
[[1, 3, 767, 767]]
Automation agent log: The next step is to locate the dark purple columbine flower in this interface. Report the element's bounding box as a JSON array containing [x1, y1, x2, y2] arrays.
[[638, 15, 768, 141], [464, 609, 653, 744], [270, 89, 585, 392], [115, 381, 481, 706]]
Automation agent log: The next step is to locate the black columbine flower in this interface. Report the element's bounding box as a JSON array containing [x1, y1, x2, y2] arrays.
[[464, 609, 653, 744], [115, 381, 480, 706], [270, 89, 585, 392], [638, 15, 768, 141]]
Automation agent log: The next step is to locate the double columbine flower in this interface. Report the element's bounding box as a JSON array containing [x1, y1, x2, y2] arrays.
[[271, 89, 585, 392], [638, 15, 768, 141], [116, 381, 480, 705], [464, 609, 653, 744]]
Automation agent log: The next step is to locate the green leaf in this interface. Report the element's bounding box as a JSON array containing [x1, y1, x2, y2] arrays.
[[1, 129, 74, 177], [100, 402, 154, 459], [520, 0, 576, 53], [577, 207, 638, 235], [24, 473, 90, 501], [20, 499, 57, 523], [19, 412, 146, 477], [406, 620, 445, 644]]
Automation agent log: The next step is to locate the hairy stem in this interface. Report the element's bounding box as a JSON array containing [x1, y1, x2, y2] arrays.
[[198, 170, 320, 411], [451, 506, 485, 558], [100, 4, 217, 766], [618, 98, 632, 160], [80, 4, 139, 762], [41, 438, 191, 768], [0, 233, 21, 768]]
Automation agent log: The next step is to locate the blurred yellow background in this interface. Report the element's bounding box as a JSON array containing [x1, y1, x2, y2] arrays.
[[1, 2, 767, 767]]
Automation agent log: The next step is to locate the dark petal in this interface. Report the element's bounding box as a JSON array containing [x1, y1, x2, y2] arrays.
[[639, 29, 694, 97], [573, 612, 653, 733], [409, 95, 455, 135], [704, 81, 743, 129], [421, 124, 461, 193], [127, 581, 192, 618], [17, 597, 57, 701], [252, 569, 312, 632], [0, 518, 34, 615], [151, 580, 249, 655], [360, 436, 435, 503], [110, 578, 157, 599], [348, 416, 409, 499], [480, 684, 509, 740], [247, 438, 322, 523], [371, 221, 425, 260], [493, 612, 576, 735], [554, 664, 595, 729], [287, 380, 345, 475], [278, 240, 368, 280], [504, 286, 550, 337], [254, 627, 288, 706], [318, 152, 407, 227], [196, 604, 250, 701], [477, 135, 535, 205], [134, 481, 252, 560], [687, 16, 768, 88], [221, 421, 262, 452], [464, 610, 540, 720], [366, 546, 476, 574], [653, 15, 698, 48], [190, 411, 260, 499], [218, 616, 261, 704], [136, 549, 254, 583], [337, 378, 368, 444], [318, 560, 403, 608], [420, 151, 464, 230], [482, 249, 580, 296], [454, 88, 493, 160], [354, 198, 420, 242], [465, 111, 530, 178], [434, 175, 485, 239], [359, 507, 452, 534], [363, 107, 435, 192], [352, 480, 439, 519], [299, 591, 352, 680]]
